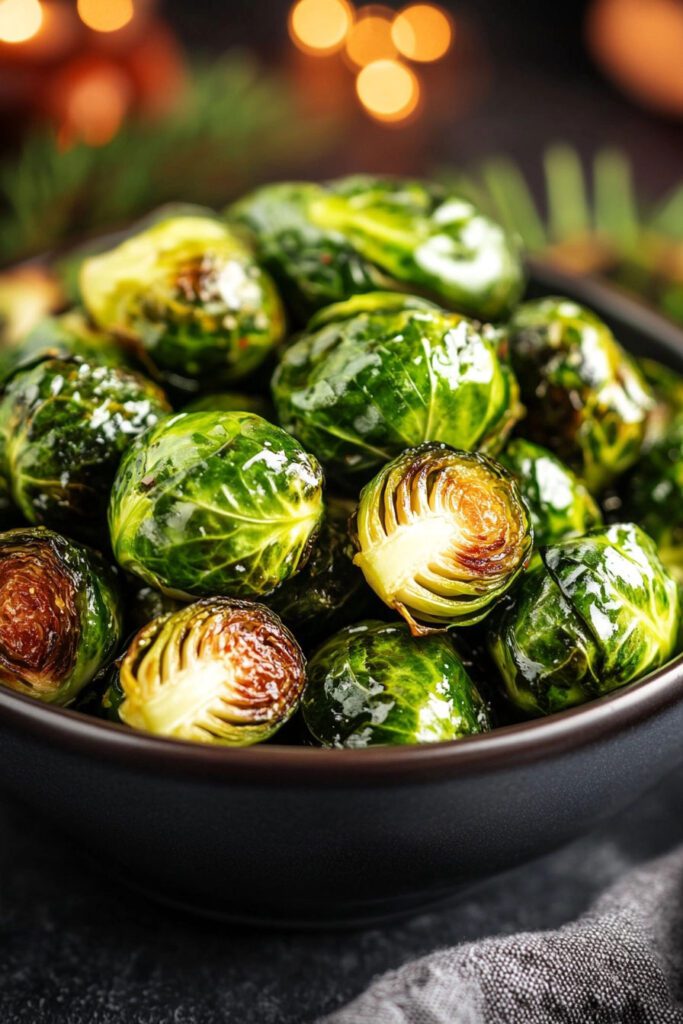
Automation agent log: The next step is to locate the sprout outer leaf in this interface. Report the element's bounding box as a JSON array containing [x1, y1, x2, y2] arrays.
[[302, 619, 491, 747], [272, 293, 522, 487], [230, 177, 524, 322], [109, 411, 324, 599], [508, 297, 653, 492], [489, 523, 680, 716]]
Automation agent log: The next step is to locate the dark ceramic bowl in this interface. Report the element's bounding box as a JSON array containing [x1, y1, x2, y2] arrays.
[[1, 265, 683, 928]]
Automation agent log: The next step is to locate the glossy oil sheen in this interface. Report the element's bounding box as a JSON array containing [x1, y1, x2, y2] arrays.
[[1, 265, 683, 926]]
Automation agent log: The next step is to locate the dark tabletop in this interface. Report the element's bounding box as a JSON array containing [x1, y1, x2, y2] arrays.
[[1, 764, 683, 1024]]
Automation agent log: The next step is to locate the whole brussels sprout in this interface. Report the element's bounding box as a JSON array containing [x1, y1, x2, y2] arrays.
[[0, 310, 133, 387], [230, 176, 524, 323], [353, 443, 533, 633], [183, 390, 273, 419], [0, 526, 122, 705], [266, 496, 377, 646], [508, 297, 653, 493], [302, 620, 491, 747], [489, 523, 679, 716], [80, 215, 286, 394], [114, 598, 306, 746], [272, 292, 522, 486], [109, 411, 324, 599], [498, 438, 603, 550], [623, 412, 683, 582], [0, 357, 170, 543]]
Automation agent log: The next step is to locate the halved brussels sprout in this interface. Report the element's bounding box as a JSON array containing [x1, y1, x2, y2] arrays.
[[353, 443, 533, 633], [623, 412, 683, 582], [498, 438, 603, 549], [489, 523, 679, 716], [230, 176, 524, 322], [80, 215, 286, 393], [266, 496, 376, 646], [302, 620, 491, 747], [0, 357, 170, 543], [0, 310, 133, 387], [183, 390, 273, 419], [0, 526, 122, 705], [508, 297, 653, 492], [272, 293, 522, 486], [115, 598, 306, 746], [109, 411, 324, 599]]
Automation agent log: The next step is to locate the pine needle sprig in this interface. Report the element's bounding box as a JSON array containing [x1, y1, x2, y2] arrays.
[[0, 52, 337, 266], [441, 145, 683, 324]]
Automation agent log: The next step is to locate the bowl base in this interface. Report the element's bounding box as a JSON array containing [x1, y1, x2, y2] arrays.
[[116, 869, 484, 930]]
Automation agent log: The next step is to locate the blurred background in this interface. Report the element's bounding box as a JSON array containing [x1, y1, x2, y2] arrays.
[[1, 0, 683, 320]]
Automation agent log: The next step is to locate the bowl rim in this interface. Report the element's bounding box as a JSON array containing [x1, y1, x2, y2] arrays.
[[2, 656, 682, 785], [2, 263, 683, 786]]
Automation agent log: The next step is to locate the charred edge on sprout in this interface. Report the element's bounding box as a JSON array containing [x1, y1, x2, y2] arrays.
[[125, 598, 306, 726]]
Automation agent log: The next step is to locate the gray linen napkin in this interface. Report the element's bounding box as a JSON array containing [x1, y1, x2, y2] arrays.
[[320, 849, 683, 1024]]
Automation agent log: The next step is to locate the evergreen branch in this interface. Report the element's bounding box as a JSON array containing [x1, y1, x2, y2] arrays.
[[0, 52, 338, 266]]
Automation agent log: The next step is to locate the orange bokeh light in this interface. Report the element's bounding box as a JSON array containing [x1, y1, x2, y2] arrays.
[[77, 0, 134, 33], [64, 64, 131, 146], [289, 0, 353, 55], [0, 0, 43, 43], [392, 3, 453, 62], [345, 5, 396, 67], [588, 0, 683, 115], [356, 58, 420, 122]]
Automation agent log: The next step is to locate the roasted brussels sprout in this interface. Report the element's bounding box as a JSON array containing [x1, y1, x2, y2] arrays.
[[498, 438, 603, 549], [115, 598, 306, 745], [302, 620, 491, 747], [0, 527, 122, 705], [623, 412, 683, 582], [508, 297, 653, 492], [109, 411, 324, 599], [0, 310, 133, 386], [266, 496, 376, 645], [0, 357, 170, 542], [489, 523, 679, 716], [272, 293, 522, 486], [230, 176, 524, 322], [184, 390, 273, 419], [353, 443, 533, 633], [80, 215, 286, 393]]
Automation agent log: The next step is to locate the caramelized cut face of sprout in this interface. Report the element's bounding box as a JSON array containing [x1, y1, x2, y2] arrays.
[[0, 544, 79, 694], [119, 598, 306, 746], [353, 443, 533, 633], [0, 527, 122, 705]]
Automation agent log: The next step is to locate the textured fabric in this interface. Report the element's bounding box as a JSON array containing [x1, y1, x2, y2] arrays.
[[320, 851, 683, 1024]]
